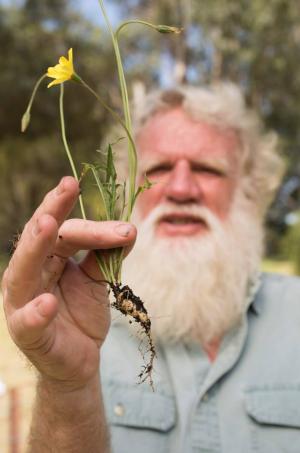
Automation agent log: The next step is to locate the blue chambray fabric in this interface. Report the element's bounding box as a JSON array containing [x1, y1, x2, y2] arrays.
[[100, 273, 300, 452]]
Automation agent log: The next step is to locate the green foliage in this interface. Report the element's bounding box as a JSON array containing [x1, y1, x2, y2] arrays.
[[280, 216, 300, 275], [83, 144, 127, 221], [0, 0, 117, 260], [2, 0, 300, 266], [194, 0, 300, 165], [83, 142, 153, 223], [0, 135, 70, 256], [80, 137, 153, 282], [110, 0, 300, 263], [112, 0, 300, 168]]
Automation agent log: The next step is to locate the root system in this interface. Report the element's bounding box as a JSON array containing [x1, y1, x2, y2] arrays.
[[109, 282, 156, 389]]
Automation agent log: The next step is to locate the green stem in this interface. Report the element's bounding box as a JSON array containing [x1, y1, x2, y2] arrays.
[[116, 20, 182, 37], [78, 79, 129, 138], [116, 248, 124, 282], [21, 73, 48, 132], [78, 77, 137, 219], [109, 253, 115, 283], [97, 0, 137, 219], [28, 73, 47, 108], [59, 84, 86, 220], [97, 0, 132, 130], [59, 84, 116, 283], [115, 20, 162, 38], [89, 165, 110, 220], [95, 250, 111, 282]]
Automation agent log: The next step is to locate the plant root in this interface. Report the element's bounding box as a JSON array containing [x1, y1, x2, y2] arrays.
[[109, 282, 156, 389]]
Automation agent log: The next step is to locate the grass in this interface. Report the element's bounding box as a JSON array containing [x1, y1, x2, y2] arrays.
[[262, 258, 296, 275]]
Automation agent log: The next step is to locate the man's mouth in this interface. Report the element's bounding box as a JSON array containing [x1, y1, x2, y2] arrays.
[[157, 213, 208, 236]]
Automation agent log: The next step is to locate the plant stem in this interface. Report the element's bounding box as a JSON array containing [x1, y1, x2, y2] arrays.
[[97, 0, 137, 219], [21, 74, 48, 132], [60, 85, 115, 282], [97, 0, 132, 130], [25, 73, 47, 113], [95, 250, 113, 283], [77, 77, 137, 220], [59, 84, 86, 220], [115, 20, 162, 38], [78, 79, 131, 144], [116, 20, 183, 38]]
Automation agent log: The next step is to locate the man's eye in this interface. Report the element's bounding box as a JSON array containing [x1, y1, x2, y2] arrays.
[[147, 164, 172, 176], [192, 165, 224, 176]]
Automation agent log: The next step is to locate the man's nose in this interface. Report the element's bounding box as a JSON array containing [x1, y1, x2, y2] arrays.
[[165, 160, 201, 203]]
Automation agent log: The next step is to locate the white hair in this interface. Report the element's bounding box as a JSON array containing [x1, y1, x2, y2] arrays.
[[121, 189, 263, 345], [109, 83, 275, 345]]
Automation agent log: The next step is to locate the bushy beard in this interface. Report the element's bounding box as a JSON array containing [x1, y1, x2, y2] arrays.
[[121, 193, 264, 346]]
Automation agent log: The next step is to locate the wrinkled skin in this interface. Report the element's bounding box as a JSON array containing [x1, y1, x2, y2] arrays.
[[2, 176, 136, 390]]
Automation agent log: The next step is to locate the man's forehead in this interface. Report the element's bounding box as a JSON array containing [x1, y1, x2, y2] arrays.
[[136, 108, 241, 166]]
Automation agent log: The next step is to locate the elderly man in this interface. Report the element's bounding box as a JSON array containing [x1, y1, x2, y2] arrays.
[[3, 84, 300, 453]]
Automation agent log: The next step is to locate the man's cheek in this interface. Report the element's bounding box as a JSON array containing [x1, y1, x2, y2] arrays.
[[136, 189, 160, 218]]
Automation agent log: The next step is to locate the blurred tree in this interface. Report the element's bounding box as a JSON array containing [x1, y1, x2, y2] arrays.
[[280, 214, 300, 275], [195, 0, 300, 168], [111, 0, 300, 169], [24, 0, 70, 23], [1, 0, 300, 265], [0, 1, 118, 259]]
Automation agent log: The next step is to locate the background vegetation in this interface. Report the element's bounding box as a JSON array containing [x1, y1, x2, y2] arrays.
[[1, 0, 300, 271]]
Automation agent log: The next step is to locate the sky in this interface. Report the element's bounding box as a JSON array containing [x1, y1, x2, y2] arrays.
[[0, 0, 175, 86], [76, 0, 121, 25], [78, 0, 101, 22], [0, 0, 121, 25]]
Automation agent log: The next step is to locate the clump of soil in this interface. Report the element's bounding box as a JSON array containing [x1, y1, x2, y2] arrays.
[[109, 282, 156, 389]]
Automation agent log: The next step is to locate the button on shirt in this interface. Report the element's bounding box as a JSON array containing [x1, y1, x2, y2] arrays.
[[101, 273, 300, 452]]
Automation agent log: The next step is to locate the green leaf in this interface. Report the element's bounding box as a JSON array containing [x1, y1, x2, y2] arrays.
[[106, 144, 117, 183], [84, 163, 110, 220]]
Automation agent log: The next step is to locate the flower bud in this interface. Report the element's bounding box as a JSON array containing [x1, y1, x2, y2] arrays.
[[156, 25, 183, 34], [21, 110, 31, 133]]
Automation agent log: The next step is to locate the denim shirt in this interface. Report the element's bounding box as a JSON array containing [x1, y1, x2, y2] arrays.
[[100, 273, 300, 452]]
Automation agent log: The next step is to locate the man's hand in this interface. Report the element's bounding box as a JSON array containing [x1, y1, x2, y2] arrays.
[[2, 176, 136, 390]]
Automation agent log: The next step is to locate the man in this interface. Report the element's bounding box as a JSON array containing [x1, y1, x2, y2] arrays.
[[2, 83, 300, 452]]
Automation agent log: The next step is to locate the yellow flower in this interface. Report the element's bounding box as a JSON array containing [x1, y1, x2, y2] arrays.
[[47, 48, 76, 88]]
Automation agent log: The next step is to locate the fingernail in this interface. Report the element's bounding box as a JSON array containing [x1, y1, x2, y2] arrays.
[[32, 219, 41, 237], [56, 177, 66, 196], [115, 223, 132, 237]]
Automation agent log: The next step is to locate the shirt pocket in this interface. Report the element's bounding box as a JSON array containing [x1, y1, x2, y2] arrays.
[[244, 384, 300, 453], [103, 381, 177, 453]]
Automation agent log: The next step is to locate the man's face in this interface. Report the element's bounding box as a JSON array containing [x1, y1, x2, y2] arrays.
[[123, 107, 263, 344], [136, 108, 242, 237]]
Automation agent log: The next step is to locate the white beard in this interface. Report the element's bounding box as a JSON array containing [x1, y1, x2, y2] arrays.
[[121, 193, 264, 346]]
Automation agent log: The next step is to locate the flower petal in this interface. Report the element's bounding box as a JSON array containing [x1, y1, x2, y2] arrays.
[[68, 48, 73, 63], [47, 79, 62, 88], [46, 48, 75, 88], [59, 56, 68, 65]]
